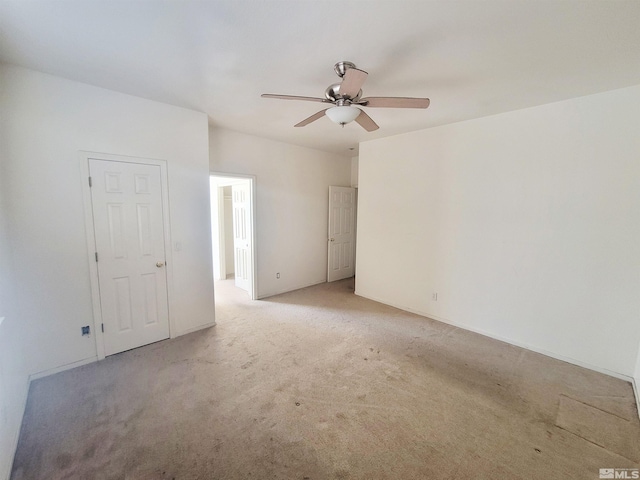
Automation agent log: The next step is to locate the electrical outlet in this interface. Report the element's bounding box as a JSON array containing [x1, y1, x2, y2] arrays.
[[276, 272, 280, 279], [432, 292, 438, 301], [81, 325, 90, 336]]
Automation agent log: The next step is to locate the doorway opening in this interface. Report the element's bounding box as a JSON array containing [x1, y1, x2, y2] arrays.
[[210, 174, 256, 302], [327, 185, 357, 282]]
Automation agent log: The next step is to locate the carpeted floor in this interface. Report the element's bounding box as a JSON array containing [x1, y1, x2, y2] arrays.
[[11, 278, 640, 479]]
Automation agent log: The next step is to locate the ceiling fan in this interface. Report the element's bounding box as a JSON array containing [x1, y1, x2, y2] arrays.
[[261, 61, 430, 132]]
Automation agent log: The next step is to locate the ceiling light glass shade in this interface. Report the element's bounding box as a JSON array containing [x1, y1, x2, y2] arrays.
[[326, 106, 360, 125]]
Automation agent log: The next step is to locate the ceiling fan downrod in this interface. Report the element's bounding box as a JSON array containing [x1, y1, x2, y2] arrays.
[[334, 61, 357, 78]]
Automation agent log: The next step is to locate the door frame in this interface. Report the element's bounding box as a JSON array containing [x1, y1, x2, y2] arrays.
[[80, 151, 175, 360], [210, 171, 257, 300], [216, 186, 227, 281]]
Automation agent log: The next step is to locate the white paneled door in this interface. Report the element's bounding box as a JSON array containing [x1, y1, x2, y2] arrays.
[[232, 183, 252, 293], [89, 159, 170, 356], [328, 186, 356, 282]]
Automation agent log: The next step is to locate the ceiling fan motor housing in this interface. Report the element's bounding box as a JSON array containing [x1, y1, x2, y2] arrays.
[[325, 83, 362, 103]]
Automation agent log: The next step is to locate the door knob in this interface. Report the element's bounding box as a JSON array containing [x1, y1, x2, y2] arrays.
[[329, 238, 335, 242], [156, 261, 165, 268]]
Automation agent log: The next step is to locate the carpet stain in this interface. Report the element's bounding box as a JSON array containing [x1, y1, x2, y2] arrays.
[[334, 468, 350, 479], [54, 453, 72, 470], [82, 444, 97, 460]]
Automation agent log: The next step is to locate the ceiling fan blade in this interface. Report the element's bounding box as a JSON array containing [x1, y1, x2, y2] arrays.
[[262, 94, 329, 103], [294, 109, 328, 127], [361, 97, 430, 109], [355, 109, 379, 132], [340, 68, 368, 98]]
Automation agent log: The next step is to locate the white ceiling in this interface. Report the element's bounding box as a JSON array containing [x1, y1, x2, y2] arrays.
[[1, 1, 639, 155]]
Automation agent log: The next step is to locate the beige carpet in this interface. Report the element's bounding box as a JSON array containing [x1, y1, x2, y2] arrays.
[[11, 278, 640, 479]]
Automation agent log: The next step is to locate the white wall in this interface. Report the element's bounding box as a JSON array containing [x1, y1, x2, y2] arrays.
[[0, 64, 214, 380], [209, 128, 351, 298], [351, 156, 359, 187], [356, 85, 640, 378], [0, 134, 29, 480]]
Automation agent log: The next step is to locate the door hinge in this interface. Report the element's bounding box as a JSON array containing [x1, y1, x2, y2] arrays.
[[95, 252, 98, 262], [88, 176, 92, 187], [101, 323, 104, 333]]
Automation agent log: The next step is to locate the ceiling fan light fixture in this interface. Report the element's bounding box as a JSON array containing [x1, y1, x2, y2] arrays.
[[326, 106, 360, 126]]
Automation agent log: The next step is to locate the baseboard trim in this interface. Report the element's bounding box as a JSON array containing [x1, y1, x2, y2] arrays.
[[29, 324, 219, 381], [257, 279, 327, 300], [175, 322, 216, 337], [633, 377, 640, 421], [29, 356, 98, 381], [354, 289, 636, 387]]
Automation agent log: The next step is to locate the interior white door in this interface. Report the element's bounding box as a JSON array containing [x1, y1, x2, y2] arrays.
[[89, 159, 170, 356], [328, 186, 356, 282], [232, 183, 252, 293]]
